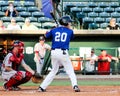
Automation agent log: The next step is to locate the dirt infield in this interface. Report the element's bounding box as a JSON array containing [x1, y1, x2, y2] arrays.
[[0, 86, 120, 96]]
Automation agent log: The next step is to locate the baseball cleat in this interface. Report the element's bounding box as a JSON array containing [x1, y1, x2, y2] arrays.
[[12, 86, 21, 91], [38, 87, 46, 92], [73, 85, 80, 92], [3, 83, 21, 91]]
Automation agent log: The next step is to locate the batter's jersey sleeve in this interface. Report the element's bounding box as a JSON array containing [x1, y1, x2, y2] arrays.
[[34, 43, 39, 52]]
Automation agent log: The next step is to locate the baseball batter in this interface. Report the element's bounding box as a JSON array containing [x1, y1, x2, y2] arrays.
[[34, 36, 51, 74], [1, 40, 35, 91], [38, 15, 80, 92]]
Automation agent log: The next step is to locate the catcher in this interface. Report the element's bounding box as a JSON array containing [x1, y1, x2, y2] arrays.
[[1, 40, 42, 91]]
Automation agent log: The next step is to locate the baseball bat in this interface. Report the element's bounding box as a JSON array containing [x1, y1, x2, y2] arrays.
[[50, 11, 59, 26]]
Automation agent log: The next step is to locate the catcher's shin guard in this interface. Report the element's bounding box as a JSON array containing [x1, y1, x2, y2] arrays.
[[13, 71, 32, 86], [4, 71, 23, 89]]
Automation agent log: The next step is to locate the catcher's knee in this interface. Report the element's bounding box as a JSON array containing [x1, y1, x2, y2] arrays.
[[25, 71, 32, 79], [14, 71, 23, 81]]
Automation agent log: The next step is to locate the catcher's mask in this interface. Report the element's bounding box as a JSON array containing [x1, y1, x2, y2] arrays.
[[59, 15, 74, 26]]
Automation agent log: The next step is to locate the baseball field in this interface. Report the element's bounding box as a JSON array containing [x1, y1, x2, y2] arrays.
[[0, 75, 120, 96]]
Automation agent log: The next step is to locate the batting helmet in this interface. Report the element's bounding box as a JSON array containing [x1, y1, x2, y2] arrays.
[[39, 36, 45, 41], [59, 15, 73, 26]]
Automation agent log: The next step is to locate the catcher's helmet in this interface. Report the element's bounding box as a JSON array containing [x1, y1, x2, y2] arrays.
[[59, 15, 73, 26], [13, 40, 24, 47]]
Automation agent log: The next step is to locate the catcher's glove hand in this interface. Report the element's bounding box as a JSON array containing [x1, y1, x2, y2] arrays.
[[31, 72, 44, 83]]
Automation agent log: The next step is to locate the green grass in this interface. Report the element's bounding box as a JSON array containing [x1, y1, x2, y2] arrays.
[[1, 80, 120, 86]]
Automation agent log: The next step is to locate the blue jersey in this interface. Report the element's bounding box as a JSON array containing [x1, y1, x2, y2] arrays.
[[46, 26, 74, 50]]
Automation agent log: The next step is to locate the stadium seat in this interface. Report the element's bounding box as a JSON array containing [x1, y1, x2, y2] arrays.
[[82, 7, 92, 13], [32, 11, 45, 18], [19, 12, 31, 18], [76, 12, 85, 19], [83, 17, 93, 23], [70, 7, 81, 18], [1, 17, 11, 22], [104, 7, 114, 13], [111, 12, 120, 18], [98, 2, 109, 8], [31, 22, 41, 29], [27, 6, 39, 12], [13, 1, 21, 7], [28, 17, 37, 22], [42, 22, 56, 29], [115, 7, 120, 13], [94, 17, 104, 24], [0, 1, 8, 7], [38, 17, 53, 28], [23, 1, 35, 7], [99, 12, 110, 18], [93, 7, 103, 13], [15, 17, 25, 22], [117, 18, 120, 23], [106, 17, 111, 23], [16, 7, 26, 12], [88, 12, 98, 18], [88, 23, 98, 29], [64, 3, 75, 14], [0, 11, 5, 17], [100, 23, 108, 29], [2, 6, 8, 12], [4, 22, 10, 27], [109, 2, 119, 8], [88, 2, 97, 8], [17, 22, 24, 28], [76, 2, 87, 8]]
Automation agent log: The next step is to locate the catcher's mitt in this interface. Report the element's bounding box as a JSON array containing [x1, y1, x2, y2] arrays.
[[31, 72, 44, 83]]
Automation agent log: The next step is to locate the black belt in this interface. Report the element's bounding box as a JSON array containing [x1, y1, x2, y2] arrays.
[[52, 48, 67, 55], [52, 48, 66, 50]]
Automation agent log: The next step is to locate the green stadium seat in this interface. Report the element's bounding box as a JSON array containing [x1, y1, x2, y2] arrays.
[[106, 17, 111, 23], [16, 7, 26, 12], [115, 7, 120, 13], [38, 17, 53, 28], [13, 1, 21, 7], [88, 23, 98, 29], [0, 11, 5, 17], [88, 12, 98, 18], [100, 23, 108, 29], [27, 6, 39, 12], [104, 7, 114, 13], [93, 7, 103, 13], [0, 1, 8, 7], [98, 2, 109, 8], [88, 2, 97, 8], [17, 22, 24, 28], [15, 17, 25, 22], [70, 7, 81, 18], [109, 2, 119, 8], [99, 12, 110, 18], [64, 3, 75, 14], [23, 1, 35, 7], [3, 22, 10, 27], [94, 17, 104, 24], [76, 2, 87, 8], [82, 7, 92, 14], [31, 22, 41, 29], [1, 17, 11, 22], [117, 18, 120, 23], [2, 6, 8, 12], [19, 12, 31, 18], [111, 12, 120, 18], [42, 22, 56, 29], [83, 17, 93, 23], [32, 11, 45, 18], [28, 17, 37, 22]]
